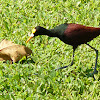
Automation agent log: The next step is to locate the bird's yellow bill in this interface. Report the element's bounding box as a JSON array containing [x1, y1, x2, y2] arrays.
[[32, 28, 36, 34], [26, 36, 33, 43]]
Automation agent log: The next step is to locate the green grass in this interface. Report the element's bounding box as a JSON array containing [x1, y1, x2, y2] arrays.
[[0, 0, 100, 99]]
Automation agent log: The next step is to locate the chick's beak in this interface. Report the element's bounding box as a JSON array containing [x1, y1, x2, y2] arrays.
[[26, 29, 36, 43]]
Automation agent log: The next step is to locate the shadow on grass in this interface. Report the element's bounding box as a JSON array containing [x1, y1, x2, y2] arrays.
[[4, 59, 100, 80], [4, 57, 35, 64], [79, 65, 100, 81], [56, 65, 100, 81], [19, 59, 35, 64]]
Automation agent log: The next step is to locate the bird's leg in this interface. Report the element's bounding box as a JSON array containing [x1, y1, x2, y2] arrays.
[[70, 49, 75, 66], [86, 44, 98, 74], [55, 47, 75, 70]]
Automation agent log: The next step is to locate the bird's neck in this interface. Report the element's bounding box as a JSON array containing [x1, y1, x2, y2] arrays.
[[39, 28, 62, 37], [39, 28, 58, 37], [48, 23, 68, 37], [48, 29, 61, 37], [39, 24, 68, 37]]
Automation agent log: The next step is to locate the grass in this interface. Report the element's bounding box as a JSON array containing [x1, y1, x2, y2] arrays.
[[0, 0, 100, 99]]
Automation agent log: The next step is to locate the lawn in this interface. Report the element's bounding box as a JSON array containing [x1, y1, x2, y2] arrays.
[[0, 0, 100, 99]]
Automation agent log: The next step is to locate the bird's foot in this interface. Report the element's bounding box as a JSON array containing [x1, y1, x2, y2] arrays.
[[93, 69, 98, 74], [89, 70, 98, 80], [55, 61, 74, 71]]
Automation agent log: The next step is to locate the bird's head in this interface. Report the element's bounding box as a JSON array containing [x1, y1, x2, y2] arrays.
[[26, 26, 43, 43]]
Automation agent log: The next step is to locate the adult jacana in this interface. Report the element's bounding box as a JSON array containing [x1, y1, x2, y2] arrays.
[[26, 23, 100, 75]]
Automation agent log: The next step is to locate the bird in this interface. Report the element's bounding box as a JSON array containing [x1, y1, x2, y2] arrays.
[[26, 23, 100, 76]]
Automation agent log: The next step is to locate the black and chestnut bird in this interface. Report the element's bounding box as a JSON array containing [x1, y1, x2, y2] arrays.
[[26, 23, 100, 75]]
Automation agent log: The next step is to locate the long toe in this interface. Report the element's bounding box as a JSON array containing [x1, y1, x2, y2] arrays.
[[93, 69, 98, 74]]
